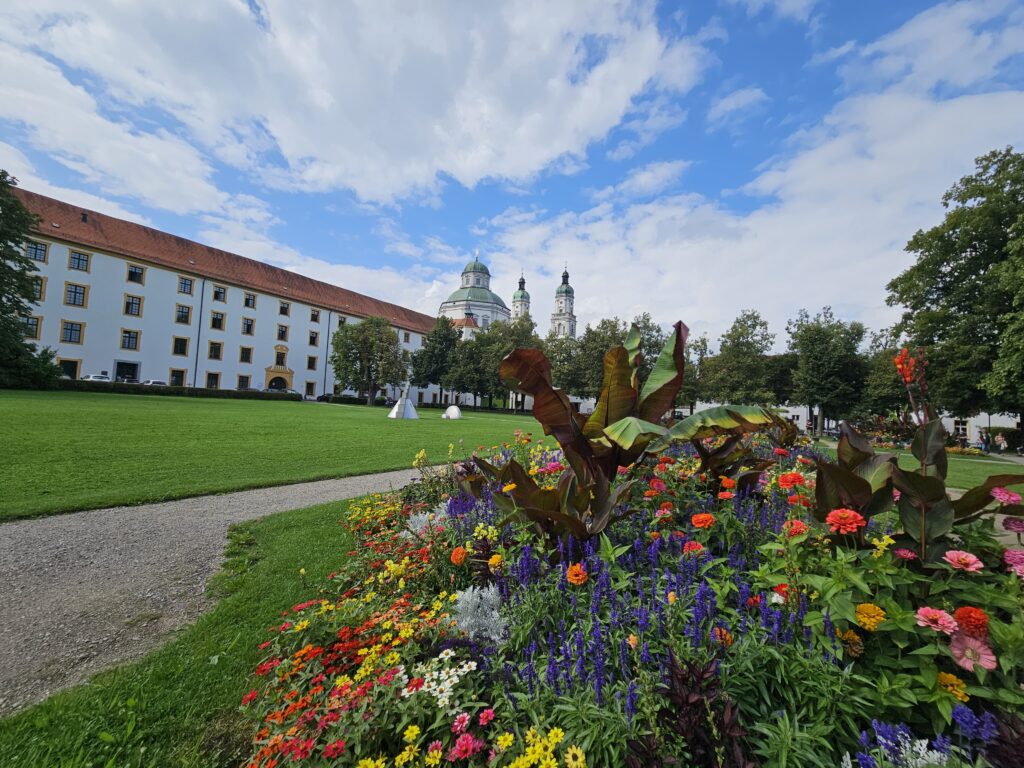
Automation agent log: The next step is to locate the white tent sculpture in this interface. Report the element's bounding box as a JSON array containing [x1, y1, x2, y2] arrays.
[[387, 385, 419, 419], [442, 405, 462, 420]]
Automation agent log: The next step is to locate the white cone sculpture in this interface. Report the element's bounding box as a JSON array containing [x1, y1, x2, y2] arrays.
[[387, 385, 419, 419]]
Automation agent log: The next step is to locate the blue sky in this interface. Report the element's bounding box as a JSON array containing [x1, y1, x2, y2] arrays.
[[2, 0, 1023, 348]]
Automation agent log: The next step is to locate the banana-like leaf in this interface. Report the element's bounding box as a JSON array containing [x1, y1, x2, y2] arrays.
[[638, 320, 689, 424], [654, 405, 775, 448], [911, 420, 948, 481], [623, 323, 643, 391], [500, 348, 585, 447], [813, 462, 873, 521], [899, 495, 954, 544], [837, 422, 874, 470], [891, 466, 947, 504], [584, 347, 638, 439], [952, 473, 1024, 518], [602, 416, 668, 452], [852, 454, 897, 493]]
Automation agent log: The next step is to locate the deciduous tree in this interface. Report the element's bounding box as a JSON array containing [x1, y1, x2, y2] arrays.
[[411, 316, 459, 390], [330, 317, 408, 405], [704, 310, 776, 405]]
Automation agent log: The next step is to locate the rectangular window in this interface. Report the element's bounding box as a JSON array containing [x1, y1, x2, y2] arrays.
[[178, 276, 194, 295], [23, 316, 41, 340], [403, 331, 410, 343], [237, 374, 251, 389], [310, 309, 320, 323], [68, 251, 90, 272], [277, 324, 289, 341], [120, 329, 140, 350], [33, 276, 46, 302], [64, 282, 88, 307], [124, 294, 143, 317], [127, 264, 145, 284], [211, 311, 225, 330], [279, 301, 290, 316], [175, 304, 192, 324], [59, 359, 80, 379], [306, 355, 317, 371], [208, 341, 222, 360], [206, 372, 220, 389], [244, 292, 256, 308], [213, 285, 227, 302], [169, 369, 186, 387], [26, 241, 48, 262], [275, 350, 287, 367], [172, 336, 189, 356], [242, 317, 254, 335], [61, 320, 84, 344], [309, 330, 319, 346], [239, 346, 253, 364], [305, 382, 316, 397]]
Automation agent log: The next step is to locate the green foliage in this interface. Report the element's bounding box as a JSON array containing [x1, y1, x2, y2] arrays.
[[887, 146, 1024, 416], [787, 307, 866, 424], [704, 309, 778, 405], [411, 316, 460, 389], [985, 215, 1024, 411], [675, 333, 709, 411], [0, 169, 59, 389], [329, 316, 408, 405], [55, 378, 302, 399]]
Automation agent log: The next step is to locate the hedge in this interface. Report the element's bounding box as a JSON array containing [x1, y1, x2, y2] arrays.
[[56, 379, 302, 401]]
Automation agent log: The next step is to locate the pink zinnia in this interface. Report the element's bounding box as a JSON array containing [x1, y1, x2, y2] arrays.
[[943, 550, 984, 573], [428, 740, 443, 753], [479, 708, 495, 726], [893, 548, 918, 561], [915, 607, 959, 635], [893, 489, 901, 502], [1003, 517, 1024, 534], [951, 632, 997, 672], [1004, 549, 1024, 577], [773, 448, 790, 457], [991, 487, 1022, 505], [452, 712, 470, 733]]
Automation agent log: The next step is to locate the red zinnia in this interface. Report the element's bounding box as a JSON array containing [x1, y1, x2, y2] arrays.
[[718, 491, 735, 501], [683, 541, 704, 555], [778, 472, 806, 490], [953, 607, 989, 639], [773, 583, 789, 600], [773, 448, 790, 457], [825, 508, 867, 534], [783, 519, 808, 538], [649, 478, 667, 492], [720, 477, 737, 490], [691, 513, 716, 529]]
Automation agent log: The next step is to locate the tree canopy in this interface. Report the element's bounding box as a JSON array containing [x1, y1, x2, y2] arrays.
[[329, 316, 408, 405], [704, 309, 776, 405], [787, 307, 866, 425], [411, 316, 460, 390]]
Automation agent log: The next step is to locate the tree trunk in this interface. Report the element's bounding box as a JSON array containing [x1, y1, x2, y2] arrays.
[[366, 380, 375, 406], [816, 407, 825, 437]]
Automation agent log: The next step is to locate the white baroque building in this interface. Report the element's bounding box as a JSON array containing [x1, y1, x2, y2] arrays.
[[16, 188, 445, 403], [437, 256, 511, 338]]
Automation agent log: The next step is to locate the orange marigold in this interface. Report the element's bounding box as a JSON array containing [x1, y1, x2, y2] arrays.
[[566, 563, 589, 586], [691, 513, 716, 529], [450, 546, 467, 566]]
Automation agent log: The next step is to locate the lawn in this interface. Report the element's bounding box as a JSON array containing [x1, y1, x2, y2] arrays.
[[0, 499, 357, 768], [0, 391, 539, 519]]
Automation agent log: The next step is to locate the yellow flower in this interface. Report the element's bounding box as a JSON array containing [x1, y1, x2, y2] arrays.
[[488, 553, 504, 571], [293, 619, 310, 632], [871, 534, 896, 558], [525, 727, 540, 746], [564, 745, 587, 768], [855, 603, 886, 632], [502, 482, 517, 493], [357, 760, 386, 768], [413, 449, 427, 468], [938, 672, 970, 702], [547, 727, 565, 745], [425, 750, 442, 767], [538, 758, 557, 768], [667, 591, 677, 604], [496, 732, 515, 751], [403, 725, 420, 743], [395, 744, 418, 766]]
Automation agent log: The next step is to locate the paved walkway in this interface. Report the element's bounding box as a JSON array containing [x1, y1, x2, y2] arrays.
[[0, 468, 420, 716]]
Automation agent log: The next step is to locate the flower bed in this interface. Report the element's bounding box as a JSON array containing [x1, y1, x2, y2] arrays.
[[239, 336, 1024, 767]]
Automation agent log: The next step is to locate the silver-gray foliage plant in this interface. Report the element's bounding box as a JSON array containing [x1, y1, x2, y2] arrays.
[[451, 585, 506, 645]]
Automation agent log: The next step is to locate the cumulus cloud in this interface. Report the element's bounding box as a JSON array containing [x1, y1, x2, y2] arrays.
[[722, 0, 820, 23], [592, 160, 691, 201]]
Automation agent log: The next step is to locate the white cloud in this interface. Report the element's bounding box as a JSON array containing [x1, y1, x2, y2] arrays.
[[1, 0, 713, 204], [607, 97, 688, 161], [808, 40, 856, 67], [723, 0, 820, 23], [592, 160, 691, 201], [707, 87, 770, 130]]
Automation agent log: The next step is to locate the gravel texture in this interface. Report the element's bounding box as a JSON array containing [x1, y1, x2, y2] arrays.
[[0, 468, 419, 716]]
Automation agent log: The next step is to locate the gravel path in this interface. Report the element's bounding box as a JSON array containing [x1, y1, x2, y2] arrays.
[[0, 468, 419, 717]]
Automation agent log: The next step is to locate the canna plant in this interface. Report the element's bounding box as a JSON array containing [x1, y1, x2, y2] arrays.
[[812, 347, 1024, 560]]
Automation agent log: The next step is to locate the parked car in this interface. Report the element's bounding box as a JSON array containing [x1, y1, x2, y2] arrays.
[[236, 387, 263, 392], [81, 374, 110, 381], [316, 393, 334, 402], [264, 387, 301, 395], [117, 377, 140, 384], [140, 379, 168, 386]]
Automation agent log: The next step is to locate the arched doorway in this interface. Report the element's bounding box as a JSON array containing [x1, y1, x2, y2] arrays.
[[267, 376, 288, 390]]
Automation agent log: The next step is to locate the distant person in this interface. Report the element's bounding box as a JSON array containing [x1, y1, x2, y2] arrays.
[[995, 433, 1007, 454], [981, 429, 991, 454]]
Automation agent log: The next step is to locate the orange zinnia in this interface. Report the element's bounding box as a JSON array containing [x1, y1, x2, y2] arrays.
[[720, 477, 737, 490], [450, 546, 467, 566], [566, 563, 589, 586], [718, 491, 734, 501], [691, 513, 715, 529]]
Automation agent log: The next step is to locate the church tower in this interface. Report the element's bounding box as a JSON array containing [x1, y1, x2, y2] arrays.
[[511, 274, 530, 320], [550, 267, 577, 339]]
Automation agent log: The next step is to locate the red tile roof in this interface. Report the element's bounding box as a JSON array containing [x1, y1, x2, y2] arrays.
[[452, 315, 479, 328], [14, 188, 437, 334]]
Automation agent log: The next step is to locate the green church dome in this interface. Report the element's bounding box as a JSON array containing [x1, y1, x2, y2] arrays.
[[513, 289, 530, 301], [463, 259, 490, 276], [442, 286, 509, 309], [555, 283, 574, 296]]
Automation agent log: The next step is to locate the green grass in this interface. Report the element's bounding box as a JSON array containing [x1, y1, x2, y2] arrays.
[[0, 391, 538, 519], [0, 499, 356, 768]]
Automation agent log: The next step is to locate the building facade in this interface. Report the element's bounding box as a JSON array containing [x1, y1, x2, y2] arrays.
[[17, 189, 437, 401], [550, 268, 577, 339], [511, 275, 530, 320], [437, 257, 511, 338]]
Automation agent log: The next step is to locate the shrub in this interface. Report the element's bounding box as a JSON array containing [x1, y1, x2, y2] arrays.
[[54, 379, 302, 400]]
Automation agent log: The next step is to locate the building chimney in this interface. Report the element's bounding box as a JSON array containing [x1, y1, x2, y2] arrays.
[[80, 212, 88, 223]]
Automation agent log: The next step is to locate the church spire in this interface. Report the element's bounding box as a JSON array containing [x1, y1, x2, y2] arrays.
[[551, 265, 576, 339], [512, 272, 530, 320]]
